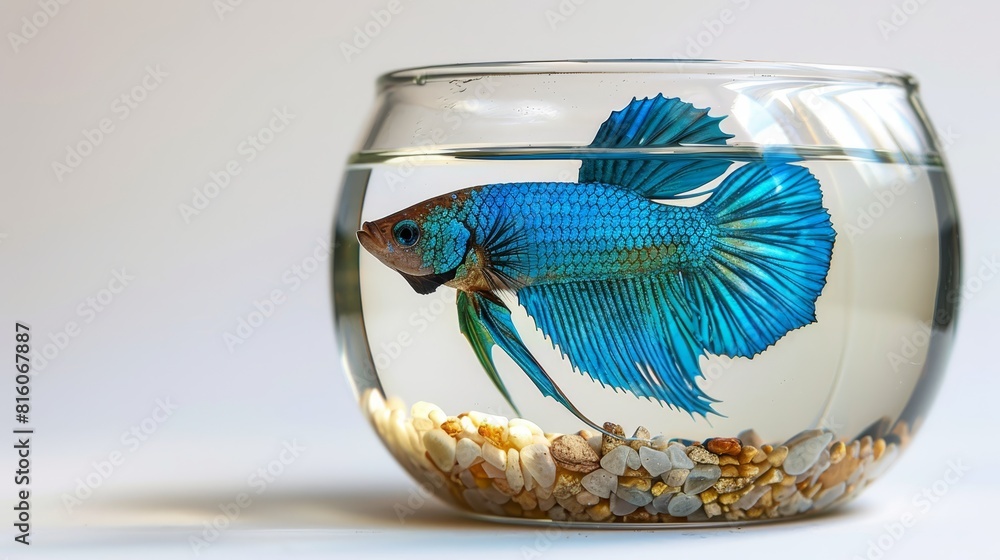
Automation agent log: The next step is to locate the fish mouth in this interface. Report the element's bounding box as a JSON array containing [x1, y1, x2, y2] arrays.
[[357, 221, 385, 253]]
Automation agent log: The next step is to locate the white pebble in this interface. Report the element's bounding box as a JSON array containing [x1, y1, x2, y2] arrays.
[[610, 493, 639, 516], [784, 432, 834, 475], [505, 448, 524, 493], [428, 408, 448, 427], [422, 429, 456, 471], [519, 443, 557, 489], [385, 396, 405, 411], [576, 490, 600, 506], [481, 461, 506, 479], [411, 401, 443, 421], [537, 495, 557, 511], [600, 445, 633, 476], [581, 468, 618, 498], [412, 417, 434, 432], [455, 438, 482, 469], [639, 446, 672, 476], [509, 425, 534, 449], [362, 389, 385, 418], [509, 418, 543, 436], [482, 441, 507, 470], [459, 416, 485, 444]]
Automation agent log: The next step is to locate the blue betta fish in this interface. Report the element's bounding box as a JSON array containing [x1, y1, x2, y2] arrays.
[[357, 95, 835, 428]]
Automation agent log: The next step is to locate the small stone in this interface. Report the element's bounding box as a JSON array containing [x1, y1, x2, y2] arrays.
[[704, 502, 722, 518], [556, 495, 586, 514], [428, 409, 447, 427], [687, 446, 720, 465], [482, 442, 506, 470], [513, 490, 538, 511], [651, 492, 673, 513], [813, 481, 846, 510], [587, 502, 612, 521], [719, 455, 740, 466], [600, 445, 635, 476], [684, 464, 722, 494], [440, 418, 462, 436], [767, 446, 789, 468], [519, 443, 557, 489], [550, 435, 601, 473], [829, 441, 847, 464], [455, 438, 482, 469], [699, 488, 718, 503], [638, 446, 673, 476], [581, 468, 618, 499], [412, 417, 434, 431], [667, 444, 695, 469], [718, 488, 751, 506], [733, 484, 770, 510], [552, 471, 583, 499], [650, 435, 671, 450], [664, 468, 689, 488], [576, 489, 600, 506], [601, 422, 626, 456], [478, 423, 508, 447], [411, 401, 444, 421], [720, 465, 739, 478], [422, 428, 456, 471], [505, 449, 524, 493], [537, 495, 557, 511], [509, 418, 543, 436], [622, 510, 655, 523], [492, 476, 516, 496], [615, 482, 653, 506], [547, 506, 568, 521], [610, 493, 639, 516], [479, 485, 511, 505], [459, 469, 477, 489], [713, 477, 751, 494], [739, 446, 758, 464], [630, 426, 652, 450], [651, 482, 669, 497], [756, 467, 784, 486], [667, 492, 703, 517], [873, 438, 887, 460], [481, 460, 506, 479], [706, 437, 742, 456], [859, 436, 873, 458], [738, 464, 760, 478], [508, 425, 533, 450], [737, 429, 764, 448], [784, 432, 834, 476]]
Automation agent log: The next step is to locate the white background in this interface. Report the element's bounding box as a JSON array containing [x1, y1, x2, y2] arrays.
[[0, 0, 996, 558]]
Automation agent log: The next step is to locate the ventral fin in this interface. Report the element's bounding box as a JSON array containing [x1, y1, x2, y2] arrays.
[[398, 269, 456, 295], [579, 94, 734, 199]]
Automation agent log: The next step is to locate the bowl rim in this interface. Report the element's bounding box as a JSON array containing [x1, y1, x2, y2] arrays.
[[377, 59, 916, 89]]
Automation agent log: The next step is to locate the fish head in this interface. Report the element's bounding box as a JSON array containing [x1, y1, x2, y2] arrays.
[[357, 194, 472, 294]]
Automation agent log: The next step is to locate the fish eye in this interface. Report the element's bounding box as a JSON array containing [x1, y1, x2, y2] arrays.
[[392, 219, 420, 247]]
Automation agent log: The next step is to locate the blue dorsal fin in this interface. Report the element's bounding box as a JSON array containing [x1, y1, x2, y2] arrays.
[[517, 276, 720, 417], [687, 162, 836, 357], [579, 94, 734, 199], [458, 290, 603, 430]]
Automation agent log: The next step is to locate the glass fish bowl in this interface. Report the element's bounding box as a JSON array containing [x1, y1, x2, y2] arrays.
[[332, 60, 960, 526]]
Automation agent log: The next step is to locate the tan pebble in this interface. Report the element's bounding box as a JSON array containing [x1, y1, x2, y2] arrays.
[[619, 477, 652, 492], [493, 476, 516, 496], [720, 465, 739, 478], [704, 502, 722, 518], [502, 501, 523, 516], [738, 464, 760, 478], [576, 490, 600, 506], [651, 482, 668, 497], [630, 426, 651, 450], [474, 476, 492, 489], [829, 441, 847, 464], [687, 446, 720, 465], [752, 449, 768, 464], [508, 425, 533, 450], [578, 429, 595, 440], [479, 424, 508, 447], [664, 468, 689, 488], [780, 472, 798, 486], [746, 506, 764, 519], [762, 444, 774, 453], [757, 488, 774, 508], [552, 471, 583, 500], [700, 488, 719, 503], [623, 510, 655, 523], [767, 446, 789, 467], [756, 467, 784, 486], [538, 495, 557, 511], [505, 449, 524, 492], [719, 455, 740, 466], [803, 484, 822, 499], [586, 502, 612, 521], [556, 495, 586, 514], [819, 455, 858, 487], [706, 437, 742, 456], [739, 446, 758, 464], [718, 491, 744, 506], [601, 422, 627, 456], [550, 435, 601, 473], [513, 491, 538, 510], [873, 438, 886, 460], [440, 418, 463, 436], [714, 477, 751, 494], [469, 462, 489, 478]]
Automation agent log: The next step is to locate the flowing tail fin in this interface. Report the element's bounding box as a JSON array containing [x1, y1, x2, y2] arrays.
[[688, 162, 836, 358]]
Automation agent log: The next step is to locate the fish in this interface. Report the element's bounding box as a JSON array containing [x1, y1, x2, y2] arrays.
[[357, 94, 836, 429]]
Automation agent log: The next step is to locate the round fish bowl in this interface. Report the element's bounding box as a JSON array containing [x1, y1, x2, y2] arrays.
[[332, 60, 960, 526]]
